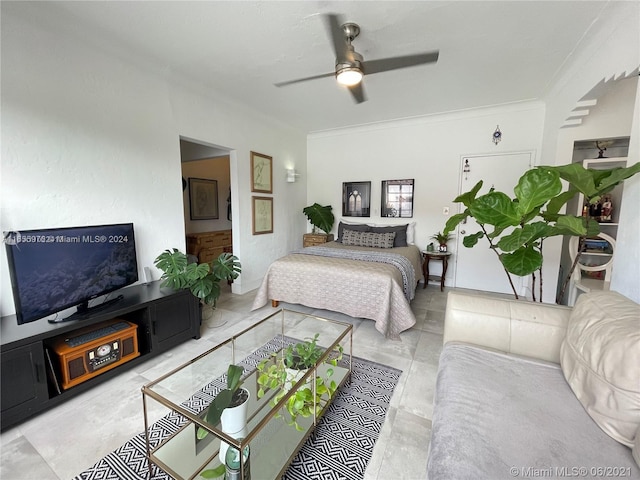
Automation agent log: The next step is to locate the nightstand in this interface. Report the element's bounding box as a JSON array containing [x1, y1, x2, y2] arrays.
[[421, 251, 452, 291], [303, 233, 334, 247]]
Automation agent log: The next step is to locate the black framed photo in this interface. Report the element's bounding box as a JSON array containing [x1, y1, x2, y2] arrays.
[[189, 178, 219, 220], [381, 179, 414, 218], [342, 181, 371, 217]]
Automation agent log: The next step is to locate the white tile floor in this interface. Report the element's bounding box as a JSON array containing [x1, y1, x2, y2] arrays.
[[0, 283, 484, 480]]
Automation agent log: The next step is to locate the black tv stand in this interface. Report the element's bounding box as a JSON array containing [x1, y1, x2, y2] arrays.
[[47, 295, 125, 324], [1, 281, 200, 431]]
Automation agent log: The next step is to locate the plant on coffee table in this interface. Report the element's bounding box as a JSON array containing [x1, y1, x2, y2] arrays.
[[256, 334, 344, 431]]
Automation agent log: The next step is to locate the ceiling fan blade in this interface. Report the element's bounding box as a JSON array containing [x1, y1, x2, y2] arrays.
[[324, 13, 347, 61], [362, 51, 440, 75], [274, 71, 335, 87], [348, 83, 366, 103]]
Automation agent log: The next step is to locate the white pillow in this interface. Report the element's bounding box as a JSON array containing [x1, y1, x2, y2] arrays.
[[560, 290, 640, 447]]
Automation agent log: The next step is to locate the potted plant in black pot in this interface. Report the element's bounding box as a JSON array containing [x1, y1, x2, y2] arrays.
[[154, 249, 241, 325]]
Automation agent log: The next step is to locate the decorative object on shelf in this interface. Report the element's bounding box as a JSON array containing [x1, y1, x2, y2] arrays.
[[442, 162, 640, 303], [492, 125, 502, 145], [427, 242, 435, 252], [252, 196, 274, 234], [463, 158, 471, 180], [189, 178, 219, 220], [600, 194, 613, 222], [302, 203, 335, 234], [342, 181, 371, 217], [250, 151, 273, 193], [595, 140, 613, 158], [431, 231, 452, 252], [256, 335, 343, 431], [381, 179, 414, 218], [154, 249, 241, 311]]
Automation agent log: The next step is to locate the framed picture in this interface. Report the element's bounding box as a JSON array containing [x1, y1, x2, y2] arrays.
[[252, 196, 273, 235], [251, 151, 273, 193], [188, 178, 219, 220], [381, 179, 414, 218], [342, 181, 371, 217]]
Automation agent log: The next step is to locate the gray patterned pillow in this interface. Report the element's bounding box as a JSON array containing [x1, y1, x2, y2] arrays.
[[342, 229, 396, 248]]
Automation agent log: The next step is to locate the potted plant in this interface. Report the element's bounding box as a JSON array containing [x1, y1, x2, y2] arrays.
[[442, 162, 640, 302], [303, 203, 335, 234], [431, 231, 452, 252], [256, 335, 343, 431], [197, 364, 249, 478], [154, 249, 241, 318]]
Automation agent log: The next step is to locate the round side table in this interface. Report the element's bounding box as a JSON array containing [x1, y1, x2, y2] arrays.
[[421, 251, 452, 291]]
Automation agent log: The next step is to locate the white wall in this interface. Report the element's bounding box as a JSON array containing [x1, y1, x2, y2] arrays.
[[307, 101, 546, 292], [0, 6, 307, 317], [541, 0, 640, 303]]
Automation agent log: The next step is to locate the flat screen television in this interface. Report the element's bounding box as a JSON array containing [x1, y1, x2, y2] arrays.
[[5, 223, 139, 324]]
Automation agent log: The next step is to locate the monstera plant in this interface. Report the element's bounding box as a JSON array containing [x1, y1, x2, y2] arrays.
[[302, 203, 335, 234], [443, 162, 640, 302]]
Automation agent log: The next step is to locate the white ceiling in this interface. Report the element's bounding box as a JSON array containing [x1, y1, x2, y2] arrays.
[[10, 1, 619, 133]]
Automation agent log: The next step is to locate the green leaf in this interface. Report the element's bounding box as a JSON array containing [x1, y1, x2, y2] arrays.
[[443, 212, 468, 235], [226, 364, 244, 391], [211, 253, 242, 281], [200, 464, 226, 478], [545, 188, 578, 217], [453, 181, 483, 207], [554, 216, 588, 236], [204, 389, 232, 427], [497, 222, 549, 252], [549, 163, 598, 198], [500, 246, 543, 276], [463, 231, 484, 247], [302, 203, 335, 234], [594, 162, 640, 193], [469, 192, 520, 227], [514, 169, 562, 217]]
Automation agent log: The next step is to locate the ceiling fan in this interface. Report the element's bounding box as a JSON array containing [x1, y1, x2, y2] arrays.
[[274, 13, 440, 103]]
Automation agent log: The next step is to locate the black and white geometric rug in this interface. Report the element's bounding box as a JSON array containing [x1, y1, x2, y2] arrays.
[[73, 337, 402, 480]]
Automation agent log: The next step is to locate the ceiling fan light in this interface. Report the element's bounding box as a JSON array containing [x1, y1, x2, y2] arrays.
[[336, 67, 363, 86]]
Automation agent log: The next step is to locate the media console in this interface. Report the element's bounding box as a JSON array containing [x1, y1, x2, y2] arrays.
[[0, 280, 200, 431]]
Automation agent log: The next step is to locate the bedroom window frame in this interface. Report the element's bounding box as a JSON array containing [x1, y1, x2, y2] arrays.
[[381, 179, 414, 218]]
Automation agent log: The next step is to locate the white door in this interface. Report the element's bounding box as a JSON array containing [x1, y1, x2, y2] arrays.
[[453, 152, 533, 295]]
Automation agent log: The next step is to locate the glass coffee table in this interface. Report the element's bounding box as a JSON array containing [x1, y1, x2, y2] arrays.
[[141, 309, 353, 480]]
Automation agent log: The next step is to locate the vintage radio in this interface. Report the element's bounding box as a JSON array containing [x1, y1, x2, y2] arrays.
[[51, 319, 140, 390]]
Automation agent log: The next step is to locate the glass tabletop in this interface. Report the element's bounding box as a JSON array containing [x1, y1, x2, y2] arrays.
[[142, 309, 353, 480]]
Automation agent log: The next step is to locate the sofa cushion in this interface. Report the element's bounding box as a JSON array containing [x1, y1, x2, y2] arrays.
[[427, 343, 638, 479], [560, 291, 640, 447]]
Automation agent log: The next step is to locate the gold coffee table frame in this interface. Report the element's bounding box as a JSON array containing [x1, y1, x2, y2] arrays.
[[141, 309, 353, 480]]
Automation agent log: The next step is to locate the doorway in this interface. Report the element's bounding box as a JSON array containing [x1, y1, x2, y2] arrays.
[[453, 152, 533, 295], [180, 138, 232, 236]]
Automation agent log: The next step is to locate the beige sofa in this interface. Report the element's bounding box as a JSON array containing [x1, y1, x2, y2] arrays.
[[427, 290, 639, 479]]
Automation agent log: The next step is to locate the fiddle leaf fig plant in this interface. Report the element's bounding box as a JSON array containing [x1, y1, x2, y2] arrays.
[[443, 162, 640, 303], [303, 203, 335, 234]]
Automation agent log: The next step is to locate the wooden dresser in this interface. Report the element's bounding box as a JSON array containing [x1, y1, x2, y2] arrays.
[[303, 233, 334, 247], [186, 230, 232, 264]]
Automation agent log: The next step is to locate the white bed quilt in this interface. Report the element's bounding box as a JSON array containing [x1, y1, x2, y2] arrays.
[[251, 242, 423, 339]]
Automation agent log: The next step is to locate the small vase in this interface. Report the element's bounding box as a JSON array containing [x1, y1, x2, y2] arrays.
[[219, 388, 250, 463]]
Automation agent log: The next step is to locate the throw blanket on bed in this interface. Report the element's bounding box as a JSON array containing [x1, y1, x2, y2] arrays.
[[294, 245, 416, 301]]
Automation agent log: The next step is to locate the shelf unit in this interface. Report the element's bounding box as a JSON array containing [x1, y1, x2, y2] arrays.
[[567, 155, 628, 305]]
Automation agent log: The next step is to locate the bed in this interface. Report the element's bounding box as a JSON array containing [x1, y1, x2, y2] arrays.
[[251, 224, 424, 339]]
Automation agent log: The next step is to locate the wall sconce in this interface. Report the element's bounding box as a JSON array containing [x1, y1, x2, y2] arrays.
[[286, 169, 301, 183]]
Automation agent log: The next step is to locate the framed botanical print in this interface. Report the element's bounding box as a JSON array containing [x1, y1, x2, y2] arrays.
[[188, 178, 219, 220], [251, 151, 273, 193], [381, 179, 414, 218], [252, 196, 273, 235], [342, 181, 371, 217]]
